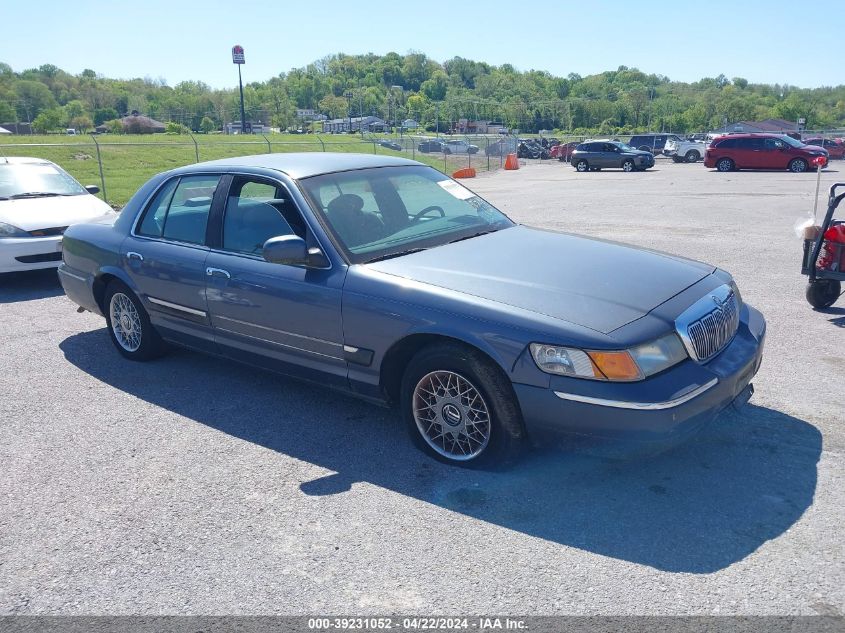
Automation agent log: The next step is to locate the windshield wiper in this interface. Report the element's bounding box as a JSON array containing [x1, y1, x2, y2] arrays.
[[448, 228, 499, 244], [365, 247, 428, 263], [9, 192, 65, 199]]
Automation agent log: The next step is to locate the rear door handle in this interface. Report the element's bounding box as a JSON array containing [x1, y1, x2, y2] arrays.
[[206, 267, 231, 279], [127, 251, 144, 262]]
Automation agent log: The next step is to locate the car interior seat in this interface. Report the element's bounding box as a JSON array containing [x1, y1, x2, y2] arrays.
[[325, 193, 385, 248]]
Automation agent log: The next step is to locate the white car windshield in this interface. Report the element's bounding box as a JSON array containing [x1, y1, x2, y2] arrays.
[[0, 163, 88, 200], [300, 165, 514, 263]]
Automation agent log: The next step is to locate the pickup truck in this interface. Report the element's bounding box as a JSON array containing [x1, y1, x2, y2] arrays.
[[664, 138, 708, 163]]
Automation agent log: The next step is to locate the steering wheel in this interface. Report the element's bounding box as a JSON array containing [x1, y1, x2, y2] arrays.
[[412, 205, 446, 222]]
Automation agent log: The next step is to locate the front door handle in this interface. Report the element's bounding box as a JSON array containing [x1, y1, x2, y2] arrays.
[[206, 267, 231, 279], [127, 251, 144, 262]]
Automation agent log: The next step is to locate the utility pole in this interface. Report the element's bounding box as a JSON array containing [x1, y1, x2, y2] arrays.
[[232, 45, 247, 134], [344, 92, 353, 134]]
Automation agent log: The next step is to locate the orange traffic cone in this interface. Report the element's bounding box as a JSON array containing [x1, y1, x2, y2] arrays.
[[452, 167, 476, 179], [504, 153, 519, 170]]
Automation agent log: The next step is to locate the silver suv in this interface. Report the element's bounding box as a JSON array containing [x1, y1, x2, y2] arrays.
[[570, 140, 656, 172]]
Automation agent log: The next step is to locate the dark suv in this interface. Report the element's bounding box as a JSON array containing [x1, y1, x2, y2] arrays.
[[704, 134, 829, 172], [628, 134, 683, 154], [569, 140, 655, 172]]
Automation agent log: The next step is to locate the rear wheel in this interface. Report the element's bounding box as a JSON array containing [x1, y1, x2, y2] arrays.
[[685, 150, 700, 162], [806, 280, 841, 309], [575, 159, 589, 172], [104, 280, 166, 361], [622, 159, 635, 172], [400, 343, 525, 468], [716, 158, 735, 172], [789, 158, 808, 173]]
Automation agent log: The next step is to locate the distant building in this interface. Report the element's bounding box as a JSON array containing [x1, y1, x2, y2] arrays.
[[224, 121, 270, 135], [296, 109, 327, 122], [0, 122, 32, 134], [711, 118, 801, 134], [401, 118, 419, 130], [455, 119, 507, 134], [322, 116, 385, 133], [95, 111, 166, 134]]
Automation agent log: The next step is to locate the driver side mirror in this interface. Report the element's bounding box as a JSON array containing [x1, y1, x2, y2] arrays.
[[85, 185, 100, 194], [262, 235, 308, 266]]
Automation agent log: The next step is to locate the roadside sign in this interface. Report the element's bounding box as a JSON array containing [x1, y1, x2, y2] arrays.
[[232, 45, 245, 64]]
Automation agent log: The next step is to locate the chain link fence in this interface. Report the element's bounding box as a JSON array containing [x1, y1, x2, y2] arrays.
[[0, 133, 529, 207]]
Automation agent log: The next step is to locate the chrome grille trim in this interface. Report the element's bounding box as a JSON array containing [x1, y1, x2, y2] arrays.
[[675, 284, 740, 363]]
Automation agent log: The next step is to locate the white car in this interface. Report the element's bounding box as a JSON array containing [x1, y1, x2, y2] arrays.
[[443, 140, 480, 154], [0, 157, 115, 273]]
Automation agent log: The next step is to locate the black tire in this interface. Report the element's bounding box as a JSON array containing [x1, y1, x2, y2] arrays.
[[622, 159, 635, 172], [716, 157, 735, 172], [575, 159, 589, 172], [806, 280, 841, 309], [400, 342, 526, 468], [443, 148, 452, 155], [789, 158, 808, 173], [685, 150, 700, 162], [104, 280, 166, 361]]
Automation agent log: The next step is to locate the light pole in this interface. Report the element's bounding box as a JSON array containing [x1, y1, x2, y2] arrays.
[[390, 85, 403, 137], [232, 45, 247, 134], [344, 92, 353, 134]]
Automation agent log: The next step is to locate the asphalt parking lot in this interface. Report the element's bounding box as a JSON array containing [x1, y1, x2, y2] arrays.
[[1, 159, 843, 615]]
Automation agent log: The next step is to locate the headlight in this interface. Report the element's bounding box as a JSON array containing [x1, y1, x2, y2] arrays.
[[530, 333, 688, 382], [0, 222, 28, 237]]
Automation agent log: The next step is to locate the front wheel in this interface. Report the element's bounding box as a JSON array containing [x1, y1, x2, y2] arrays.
[[575, 159, 589, 172], [104, 280, 166, 361], [622, 159, 635, 172], [400, 343, 525, 467], [806, 280, 841, 309], [789, 158, 808, 173]]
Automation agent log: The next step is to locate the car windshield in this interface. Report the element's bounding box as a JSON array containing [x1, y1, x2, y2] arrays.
[[779, 135, 805, 148], [300, 165, 514, 264], [0, 162, 87, 199]]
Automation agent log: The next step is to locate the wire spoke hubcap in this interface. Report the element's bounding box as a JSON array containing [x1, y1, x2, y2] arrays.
[[109, 292, 142, 352], [412, 370, 491, 461]]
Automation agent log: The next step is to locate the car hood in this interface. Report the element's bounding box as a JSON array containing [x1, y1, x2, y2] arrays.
[[0, 194, 114, 231], [623, 149, 654, 157], [365, 226, 714, 334]]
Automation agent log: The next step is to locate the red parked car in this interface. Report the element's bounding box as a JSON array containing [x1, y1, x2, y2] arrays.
[[550, 141, 580, 162], [802, 138, 845, 160], [704, 133, 829, 173]]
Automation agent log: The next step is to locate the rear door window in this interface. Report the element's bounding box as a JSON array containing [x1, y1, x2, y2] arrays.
[[161, 175, 219, 245]]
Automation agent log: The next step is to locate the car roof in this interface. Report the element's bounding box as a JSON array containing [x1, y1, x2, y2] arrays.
[[173, 152, 421, 180], [0, 156, 57, 166]]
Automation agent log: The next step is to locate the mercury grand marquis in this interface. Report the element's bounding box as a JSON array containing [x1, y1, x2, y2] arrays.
[[58, 153, 766, 466]]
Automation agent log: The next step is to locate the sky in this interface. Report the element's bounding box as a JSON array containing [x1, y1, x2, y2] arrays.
[[3, 0, 844, 89]]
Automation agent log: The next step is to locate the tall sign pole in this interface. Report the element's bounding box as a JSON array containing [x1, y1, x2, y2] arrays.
[[232, 45, 247, 134]]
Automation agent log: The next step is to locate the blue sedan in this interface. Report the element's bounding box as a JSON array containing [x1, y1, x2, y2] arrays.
[[58, 153, 765, 466]]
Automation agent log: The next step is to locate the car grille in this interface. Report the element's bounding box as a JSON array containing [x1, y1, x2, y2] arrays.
[[681, 292, 739, 362]]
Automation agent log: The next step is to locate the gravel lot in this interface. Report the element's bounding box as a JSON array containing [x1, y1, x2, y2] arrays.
[[1, 159, 843, 615]]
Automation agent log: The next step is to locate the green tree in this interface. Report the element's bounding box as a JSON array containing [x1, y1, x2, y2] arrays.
[[200, 116, 216, 133], [69, 115, 93, 132], [0, 100, 15, 122], [32, 108, 63, 132]]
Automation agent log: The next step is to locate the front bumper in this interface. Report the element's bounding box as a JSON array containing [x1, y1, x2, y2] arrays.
[[0, 236, 64, 273], [514, 304, 766, 444]]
